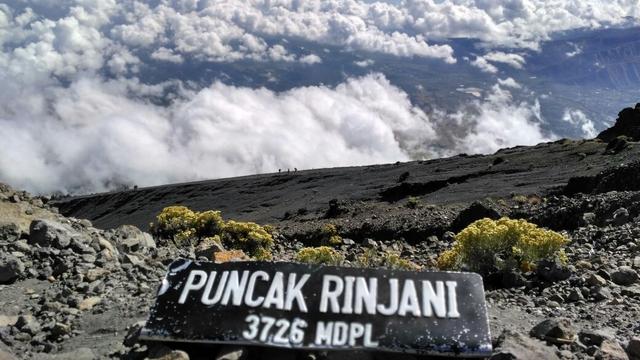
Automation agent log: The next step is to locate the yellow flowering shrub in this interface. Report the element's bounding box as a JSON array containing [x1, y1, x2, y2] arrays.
[[151, 206, 274, 260], [193, 210, 224, 238], [356, 248, 421, 271], [437, 217, 569, 274], [150, 206, 196, 243], [222, 220, 274, 261], [318, 223, 342, 246], [296, 246, 344, 265], [383, 251, 422, 271]]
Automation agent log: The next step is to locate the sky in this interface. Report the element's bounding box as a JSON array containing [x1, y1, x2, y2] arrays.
[[0, 0, 638, 194]]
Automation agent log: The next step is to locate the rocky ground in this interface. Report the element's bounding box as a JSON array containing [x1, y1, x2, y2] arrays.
[[2, 105, 640, 359]]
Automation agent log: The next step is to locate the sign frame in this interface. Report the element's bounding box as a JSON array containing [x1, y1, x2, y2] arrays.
[[140, 259, 492, 357]]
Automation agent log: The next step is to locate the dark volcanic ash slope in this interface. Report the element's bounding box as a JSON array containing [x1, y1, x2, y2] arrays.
[[55, 137, 640, 235]]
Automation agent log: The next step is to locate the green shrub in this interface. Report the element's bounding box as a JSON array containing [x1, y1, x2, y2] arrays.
[[406, 196, 420, 209], [151, 206, 273, 260], [296, 246, 344, 265], [437, 217, 569, 275]]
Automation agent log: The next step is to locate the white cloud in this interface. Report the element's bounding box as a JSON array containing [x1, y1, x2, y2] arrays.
[[470, 56, 498, 73], [403, 0, 639, 49], [151, 47, 184, 63], [448, 84, 554, 155], [471, 51, 526, 73], [566, 43, 583, 58], [483, 52, 526, 69], [354, 59, 375, 67], [497, 77, 522, 89], [300, 54, 323, 65], [562, 109, 598, 138]]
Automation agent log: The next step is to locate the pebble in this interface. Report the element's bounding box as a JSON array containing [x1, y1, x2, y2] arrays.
[[530, 318, 577, 344], [215, 346, 247, 360], [611, 266, 639, 286]]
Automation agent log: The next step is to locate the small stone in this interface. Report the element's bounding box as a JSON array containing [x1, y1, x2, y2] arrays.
[[567, 289, 584, 302], [364, 238, 377, 248], [0, 255, 24, 284], [39, 347, 96, 360], [342, 238, 356, 246], [612, 208, 630, 226], [122, 254, 143, 265], [85, 268, 109, 282], [579, 330, 612, 347], [491, 330, 560, 360], [0, 315, 18, 327], [627, 337, 640, 359], [78, 297, 101, 311], [611, 266, 639, 286], [576, 260, 594, 270], [123, 321, 145, 347], [536, 259, 571, 282], [195, 237, 225, 260], [50, 323, 71, 339], [621, 285, 640, 298], [149, 349, 189, 360], [0, 349, 19, 360], [592, 286, 612, 301], [215, 346, 247, 360], [587, 274, 608, 287], [633, 257, 640, 269], [530, 318, 577, 344], [15, 315, 40, 335], [583, 212, 597, 225], [595, 339, 629, 360], [97, 238, 119, 261]]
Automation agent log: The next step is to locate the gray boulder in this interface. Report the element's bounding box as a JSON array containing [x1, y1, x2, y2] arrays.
[[29, 219, 89, 249], [0, 223, 20, 242], [611, 266, 639, 286], [111, 225, 155, 253], [595, 339, 629, 360], [530, 318, 577, 344], [0, 254, 24, 284], [490, 330, 560, 359]]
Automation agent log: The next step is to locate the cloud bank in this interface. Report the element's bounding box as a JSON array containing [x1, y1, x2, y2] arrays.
[[0, 72, 553, 194], [2, 0, 631, 193]]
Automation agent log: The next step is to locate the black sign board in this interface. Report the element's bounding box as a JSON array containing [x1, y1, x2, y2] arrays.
[[140, 260, 492, 357]]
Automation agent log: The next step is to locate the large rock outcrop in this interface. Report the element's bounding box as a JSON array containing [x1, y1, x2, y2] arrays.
[[597, 103, 640, 142]]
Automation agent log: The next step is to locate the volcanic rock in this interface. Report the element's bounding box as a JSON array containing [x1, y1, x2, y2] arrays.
[[530, 318, 577, 344], [490, 330, 560, 360], [627, 337, 640, 360], [0, 255, 24, 284], [597, 105, 640, 142], [215, 346, 247, 360], [450, 201, 502, 232], [595, 339, 629, 360], [579, 330, 613, 347], [29, 219, 86, 249], [611, 266, 639, 286]]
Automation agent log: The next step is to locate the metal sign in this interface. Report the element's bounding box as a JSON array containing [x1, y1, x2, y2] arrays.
[[140, 260, 492, 357]]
